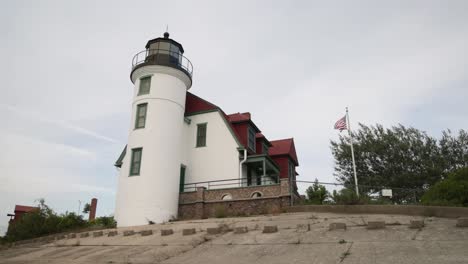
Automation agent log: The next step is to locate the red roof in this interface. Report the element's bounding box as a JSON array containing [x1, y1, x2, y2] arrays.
[[227, 112, 251, 123], [14, 205, 38, 213], [185, 92, 244, 147], [184, 92, 299, 166], [185, 92, 219, 115], [269, 138, 299, 166]]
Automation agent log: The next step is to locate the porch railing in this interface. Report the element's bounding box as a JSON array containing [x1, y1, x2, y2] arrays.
[[181, 175, 279, 193]]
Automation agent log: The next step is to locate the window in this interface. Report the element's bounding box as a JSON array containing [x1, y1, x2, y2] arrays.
[[288, 161, 295, 178], [179, 165, 186, 192], [196, 123, 207, 147], [138, 76, 151, 95], [262, 142, 269, 154], [129, 148, 143, 176], [248, 126, 256, 151], [135, 103, 147, 129], [251, 192, 262, 198], [221, 194, 233, 200], [169, 44, 181, 64]]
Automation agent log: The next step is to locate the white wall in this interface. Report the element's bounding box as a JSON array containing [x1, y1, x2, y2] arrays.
[[115, 65, 189, 227], [181, 111, 241, 190]]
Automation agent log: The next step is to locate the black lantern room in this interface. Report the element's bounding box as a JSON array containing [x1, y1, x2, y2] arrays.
[[131, 32, 193, 81]]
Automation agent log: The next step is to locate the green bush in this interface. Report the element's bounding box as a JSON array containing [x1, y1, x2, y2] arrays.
[[331, 188, 370, 205], [5, 199, 116, 242], [305, 179, 329, 204], [421, 167, 468, 207], [93, 216, 117, 228]]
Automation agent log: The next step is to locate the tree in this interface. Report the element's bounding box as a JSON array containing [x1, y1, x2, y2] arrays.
[[5, 199, 115, 242], [330, 124, 467, 203], [82, 203, 91, 214], [421, 167, 468, 206], [439, 130, 468, 173], [331, 188, 364, 205], [5, 199, 87, 242], [305, 179, 329, 204]]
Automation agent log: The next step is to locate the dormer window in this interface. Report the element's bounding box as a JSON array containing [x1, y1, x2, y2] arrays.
[[248, 126, 256, 152], [262, 142, 269, 154]]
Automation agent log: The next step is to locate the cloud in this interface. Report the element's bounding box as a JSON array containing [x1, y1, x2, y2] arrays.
[[0, 104, 118, 144]]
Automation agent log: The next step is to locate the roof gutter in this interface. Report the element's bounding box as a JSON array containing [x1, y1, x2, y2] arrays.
[[239, 148, 247, 186]]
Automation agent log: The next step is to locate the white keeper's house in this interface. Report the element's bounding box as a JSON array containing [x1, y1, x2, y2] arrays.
[[114, 33, 299, 227]]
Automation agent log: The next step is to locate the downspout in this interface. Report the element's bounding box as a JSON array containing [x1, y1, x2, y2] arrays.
[[239, 148, 247, 187]]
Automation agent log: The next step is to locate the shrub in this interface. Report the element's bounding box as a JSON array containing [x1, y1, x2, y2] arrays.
[[331, 188, 370, 205], [305, 179, 329, 204], [93, 216, 117, 228], [421, 167, 468, 207], [5, 199, 116, 242], [57, 212, 88, 230]]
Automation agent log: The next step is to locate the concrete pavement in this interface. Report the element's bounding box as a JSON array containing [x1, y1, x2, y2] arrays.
[[1, 212, 467, 264]]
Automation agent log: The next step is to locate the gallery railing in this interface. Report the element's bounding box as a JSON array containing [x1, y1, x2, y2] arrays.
[[131, 48, 193, 78]]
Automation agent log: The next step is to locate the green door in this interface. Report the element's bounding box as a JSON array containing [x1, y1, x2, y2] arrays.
[[179, 165, 186, 192]]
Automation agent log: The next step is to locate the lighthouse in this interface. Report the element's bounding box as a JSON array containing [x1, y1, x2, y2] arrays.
[[115, 32, 193, 227]]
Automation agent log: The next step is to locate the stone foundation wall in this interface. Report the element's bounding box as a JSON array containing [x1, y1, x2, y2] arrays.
[[178, 179, 292, 219]]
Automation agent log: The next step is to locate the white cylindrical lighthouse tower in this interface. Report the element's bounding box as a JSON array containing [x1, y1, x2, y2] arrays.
[[115, 32, 193, 227]]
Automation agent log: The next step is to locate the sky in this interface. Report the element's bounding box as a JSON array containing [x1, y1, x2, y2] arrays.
[[1, 0, 467, 235]]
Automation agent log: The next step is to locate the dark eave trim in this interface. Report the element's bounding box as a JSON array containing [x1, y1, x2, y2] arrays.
[[114, 145, 127, 168], [145, 37, 185, 53]]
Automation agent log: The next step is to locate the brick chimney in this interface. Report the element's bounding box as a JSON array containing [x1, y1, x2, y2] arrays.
[[89, 198, 98, 221]]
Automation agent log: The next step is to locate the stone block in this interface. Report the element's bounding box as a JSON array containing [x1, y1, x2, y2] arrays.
[[182, 228, 196, 236], [329, 222, 347, 231], [68, 233, 76, 239], [123, 230, 135, 236], [207, 227, 221, 235], [107, 231, 118, 237], [79, 232, 89, 238], [93, 231, 103, 237], [234, 226, 248, 234], [141, 230, 153, 236], [409, 220, 425, 229], [263, 226, 278, 233], [161, 229, 174, 236], [456, 217, 468, 227], [55, 235, 66, 240], [367, 221, 385, 229]]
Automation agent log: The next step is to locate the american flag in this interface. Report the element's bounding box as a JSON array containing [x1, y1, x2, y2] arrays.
[[334, 116, 347, 131]]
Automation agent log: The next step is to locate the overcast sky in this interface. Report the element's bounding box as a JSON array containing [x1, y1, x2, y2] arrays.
[[1, 0, 467, 234]]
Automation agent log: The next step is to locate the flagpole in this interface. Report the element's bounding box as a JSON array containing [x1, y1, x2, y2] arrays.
[[346, 107, 359, 197]]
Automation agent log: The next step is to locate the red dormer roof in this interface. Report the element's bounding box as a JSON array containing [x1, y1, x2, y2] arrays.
[[14, 205, 38, 213], [226, 112, 251, 123], [269, 138, 299, 166]]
